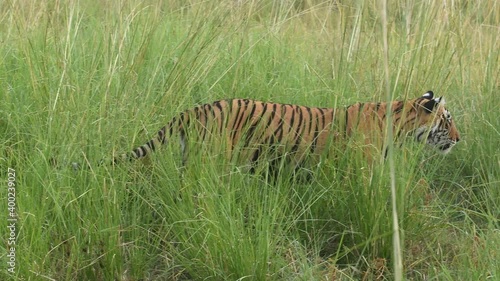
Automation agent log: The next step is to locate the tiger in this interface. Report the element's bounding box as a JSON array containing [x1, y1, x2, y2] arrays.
[[107, 91, 459, 173]]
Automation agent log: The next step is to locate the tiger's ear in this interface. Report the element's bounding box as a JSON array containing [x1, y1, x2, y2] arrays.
[[438, 96, 445, 105], [423, 96, 443, 113], [422, 91, 434, 99]]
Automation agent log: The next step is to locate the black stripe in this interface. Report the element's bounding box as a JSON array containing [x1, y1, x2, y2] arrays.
[[393, 101, 404, 114], [305, 106, 314, 137], [169, 117, 177, 136], [240, 101, 257, 137], [199, 104, 212, 142], [202, 104, 210, 124], [355, 103, 364, 129], [158, 126, 167, 144], [244, 102, 268, 147], [194, 106, 201, 122], [235, 100, 250, 129], [133, 146, 147, 158], [393, 101, 405, 123], [266, 103, 277, 128], [208, 104, 216, 119], [232, 100, 253, 145], [241, 101, 257, 138], [179, 111, 189, 128], [146, 139, 156, 151], [231, 99, 243, 132], [290, 106, 305, 154], [267, 135, 276, 145], [317, 107, 325, 129], [256, 103, 278, 147], [251, 147, 261, 163], [249, 147, 261, 174], [229, 100, 244, 146], [310, 109, 321, 153], [345, 105, 350, 136], [213, 100, 223, 112], [287, 106, 296, 135], [234, 100, 252, 132], [246, 101, 257, 123], [214, 101, 225, 134], [416, 130, 426, 141], [272, 105, 286, 140], [402, 115, 417, 128]]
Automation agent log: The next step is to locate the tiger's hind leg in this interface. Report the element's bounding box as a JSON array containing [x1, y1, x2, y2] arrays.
[[247, 147, 278, 183], [292, 161, 314, 183], [249, 147, 262, 175], [248, 147, 313, 184]]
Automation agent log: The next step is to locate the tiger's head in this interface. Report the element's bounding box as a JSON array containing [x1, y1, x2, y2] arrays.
[[412, 91, 460, 154]]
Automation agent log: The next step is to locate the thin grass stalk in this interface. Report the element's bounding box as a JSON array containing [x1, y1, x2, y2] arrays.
[[381, 0, 403, 280]]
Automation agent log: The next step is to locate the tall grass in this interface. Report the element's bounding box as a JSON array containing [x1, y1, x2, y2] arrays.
[[1, 0, 498, 280]]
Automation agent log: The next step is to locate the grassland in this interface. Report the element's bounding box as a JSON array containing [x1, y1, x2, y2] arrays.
[[0, 0, 498, 280]]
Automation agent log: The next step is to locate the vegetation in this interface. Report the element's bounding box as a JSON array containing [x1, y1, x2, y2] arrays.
[[1, 0, 498, 280]]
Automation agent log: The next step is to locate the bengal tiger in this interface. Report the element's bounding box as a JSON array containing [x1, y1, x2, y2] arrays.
[[105, 91, 459, 174]]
